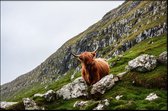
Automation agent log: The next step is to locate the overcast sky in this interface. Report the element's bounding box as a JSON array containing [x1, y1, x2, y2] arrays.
[[1, 1, 124, 85]]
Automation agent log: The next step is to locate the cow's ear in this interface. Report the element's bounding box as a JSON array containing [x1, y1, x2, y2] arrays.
[[91, 52, 96, 57]]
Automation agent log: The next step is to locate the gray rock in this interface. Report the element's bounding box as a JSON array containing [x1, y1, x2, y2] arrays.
[[145, 93, 159, 101], [43, 90, 56, 102], [23, 98, 43, 110], [73, 101, 89, 108], [93, 103, 104, 110], [93, 99, 109, 110], [136, 33, 144, 43], [158, 51, 167, 64], [127, 54, 157, 72], [113, 50, 120, 57], [56, 77, 88, 99], [117, 71, 128, 78], [34, 93, 44, 98], [0, 102, 18, 109], [115, 95, 123, 100], [91, 74, 119, 95], [33, 90, 56, 102], [57, 74, 122, 100]]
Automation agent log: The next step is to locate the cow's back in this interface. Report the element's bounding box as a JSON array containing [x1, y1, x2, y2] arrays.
[[95, 58, 110, 79]]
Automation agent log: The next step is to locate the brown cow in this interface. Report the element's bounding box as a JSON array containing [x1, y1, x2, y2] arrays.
[[71, 48, 110, 85]]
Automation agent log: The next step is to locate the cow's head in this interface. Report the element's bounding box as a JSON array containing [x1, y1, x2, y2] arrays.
[[71, 47, 98, 65]]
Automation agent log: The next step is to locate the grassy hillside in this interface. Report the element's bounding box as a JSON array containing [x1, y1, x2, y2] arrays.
[[6, 34, 167, 110], [1, 1, 167, 110], [36, 34, 167, 110], [44, 34, 167, 110]]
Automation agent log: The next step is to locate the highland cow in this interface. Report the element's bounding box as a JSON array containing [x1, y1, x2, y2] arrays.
[[71, 48, 110, 85]]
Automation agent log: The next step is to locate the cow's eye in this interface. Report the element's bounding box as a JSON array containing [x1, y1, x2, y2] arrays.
[[79, 57, 83, 60], [91, 52, 96, 57]]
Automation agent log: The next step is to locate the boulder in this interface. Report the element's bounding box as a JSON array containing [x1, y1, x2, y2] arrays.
[[43, 90, 57, 102], [35, 73, 123, 101], [126, 54, 157, 72], [23, 98, 43, 110], [145, 93, 159, 101], [56, 74, 122, 99], [56, 77, 88, 99], [0, 102, 18, 109], [33, 90, 56, 102], [157, 51, 167, 64], [91, 74, 119, 95]]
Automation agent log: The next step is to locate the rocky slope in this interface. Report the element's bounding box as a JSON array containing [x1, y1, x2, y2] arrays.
[[1, 0, 167, 103], [1, 49, 167, 110]]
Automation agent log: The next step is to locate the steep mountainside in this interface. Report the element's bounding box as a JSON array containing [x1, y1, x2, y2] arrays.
[[1, 0, 167, 104]]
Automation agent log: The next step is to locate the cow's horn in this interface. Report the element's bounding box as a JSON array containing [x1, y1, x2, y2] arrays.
[[93, 46, 99, 52], [71, 52, 80, 58]]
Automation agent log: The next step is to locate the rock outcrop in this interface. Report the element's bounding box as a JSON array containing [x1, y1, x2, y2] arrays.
[[33, 74, 122, 101], [43, 90, 57, 102], [56, 77, 88, 99], [157, 51, 167, 65], [126, 54, 157, 72], [33, 90, 57, 102], [0, 102, 18, 109], [56, 74, 121, 100], [91, 75, 119, 95], [145, 93, 159, 101], [23, 98, 44, 110]]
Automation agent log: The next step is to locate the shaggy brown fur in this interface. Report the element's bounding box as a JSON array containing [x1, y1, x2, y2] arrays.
[[72, 51, 109, 85]]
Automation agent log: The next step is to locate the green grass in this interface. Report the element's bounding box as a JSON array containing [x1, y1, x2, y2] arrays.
[[124, 34, 167, 57], [6, 82, 47, 102], [101, 34, 167, 110], [81, 100, 99, 110], [101, 76, 167, 110], [6, 33, 167, 110], [6, 68, 79, 102], [108, 34, 167, 74], [44, 98, 81, 110], [47, 69, 77, 91], [129, 64, 167, 89], [28, 33, 167, 110]]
